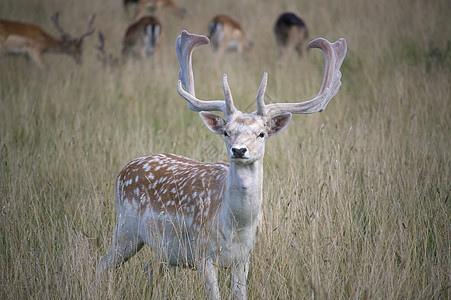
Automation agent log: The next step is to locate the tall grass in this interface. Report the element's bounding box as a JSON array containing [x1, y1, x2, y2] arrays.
[[1, 0, 449, 298]]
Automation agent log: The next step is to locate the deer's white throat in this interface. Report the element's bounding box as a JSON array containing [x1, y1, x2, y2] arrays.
[[221, 157, 264, 231]]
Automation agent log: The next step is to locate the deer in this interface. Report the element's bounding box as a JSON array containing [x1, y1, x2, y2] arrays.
[[96, 16, 162, 66], [208, 14, 253, 59], [124, 0, 186, 20], [274, 12, 309, 62], [0, 12, 95, 69], [121, 15, 163, 60], [95, 30, 347, 299]]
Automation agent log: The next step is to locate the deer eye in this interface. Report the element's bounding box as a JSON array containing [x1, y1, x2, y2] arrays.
[[258, 132, 265, 138], [224, 131, 229, 137]]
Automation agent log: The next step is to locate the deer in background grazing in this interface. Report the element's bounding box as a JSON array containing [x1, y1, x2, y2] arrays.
[[208, 14, 253, 59], [0, 12, 95, 69], [96, 16, 162, 66], [95, 30, 347, 299], [122, 15, 163, 60], [274, 12, 309, 62], [124, 0, 186, 20]]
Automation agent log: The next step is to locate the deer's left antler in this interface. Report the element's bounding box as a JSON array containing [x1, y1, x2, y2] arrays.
[[256, 38, 347, 117], [79, 14, 96, 41]]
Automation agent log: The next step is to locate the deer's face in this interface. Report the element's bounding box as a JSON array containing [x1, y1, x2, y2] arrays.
[[65, 39, 83, 64], [200, 111, 292, 164]]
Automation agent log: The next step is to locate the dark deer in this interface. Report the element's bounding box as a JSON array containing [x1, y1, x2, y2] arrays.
[[274, 12, 308, 61]]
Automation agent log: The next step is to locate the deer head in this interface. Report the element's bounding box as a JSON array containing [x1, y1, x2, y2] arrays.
[[176, 30, 347, 164], [50, 12, 96, 64]]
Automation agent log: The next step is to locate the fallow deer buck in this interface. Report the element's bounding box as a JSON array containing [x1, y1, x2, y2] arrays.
[[95, 30, 347, 299], [274, 12, 309, 61], [0, 12, 95, 69], [208, 14, 253, 59], [122, 15, 163, 60]]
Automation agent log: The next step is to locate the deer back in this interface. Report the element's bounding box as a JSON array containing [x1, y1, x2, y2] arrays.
[[117, 153, 228, 234], [122, 15, 162, 59], [0, 20, 62, 53], [208, 14, 252, 56], [134, 0, 186, 20]]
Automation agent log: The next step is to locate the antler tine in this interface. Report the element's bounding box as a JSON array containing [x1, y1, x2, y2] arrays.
[[222, 74, 237, 116], [97, 30, 105, 52], [256, 72, 268, 116], [176, 30, 229, 115], [79, 14, 96, 41], [263, 38, 347, 117], [51, 12, 70, 38]]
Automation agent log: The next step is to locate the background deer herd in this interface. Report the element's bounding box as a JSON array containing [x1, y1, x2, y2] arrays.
[[0, 0, 309, 68], [0, 0, 449, 299]]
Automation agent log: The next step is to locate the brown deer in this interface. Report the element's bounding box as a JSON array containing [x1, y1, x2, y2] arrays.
[[208, 14, 253, 59], [122, 15, 163, 60], [95, 30, 347, 299], [124, 0, 186, 20], [0, 12, 95, 69], [274, 12, 309, 61]]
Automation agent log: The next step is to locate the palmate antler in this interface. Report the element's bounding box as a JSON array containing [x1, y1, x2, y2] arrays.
[[256, 38, 347, 117], [176, 30, 347, 119], [176, 30, 237, 118]]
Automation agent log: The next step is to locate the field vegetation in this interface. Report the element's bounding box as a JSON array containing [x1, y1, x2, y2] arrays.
[[0, 0, 449, 298]]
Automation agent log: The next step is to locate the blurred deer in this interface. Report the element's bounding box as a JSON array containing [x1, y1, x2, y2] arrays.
[[208, 14, 253, 59], [0, 12, 95, 69], [122, 15, 163, 60], [97, 16, 163, 65], [96, 30, 347, 299], [274, 12, 308, 62], [124, 0, 186, 20]]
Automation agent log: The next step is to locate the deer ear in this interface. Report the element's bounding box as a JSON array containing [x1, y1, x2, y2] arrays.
[[199, 112, 226, 135], [267, 113, 292, 137]]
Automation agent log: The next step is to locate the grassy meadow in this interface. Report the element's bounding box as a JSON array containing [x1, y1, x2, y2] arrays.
[[1, 0, 450, 298]]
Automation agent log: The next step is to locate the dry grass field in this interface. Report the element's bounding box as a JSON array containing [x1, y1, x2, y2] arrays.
[[1, 0, 450, 298]]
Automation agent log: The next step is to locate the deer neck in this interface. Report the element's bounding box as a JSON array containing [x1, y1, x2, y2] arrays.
[[220, 157, 264, 232], [40, 33, 66, 53]]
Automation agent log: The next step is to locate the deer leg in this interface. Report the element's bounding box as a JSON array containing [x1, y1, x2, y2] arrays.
[[28, 50, 45, 70], [231, 259, 249, 300], [278, 45, 291, 65], [295, 39, 305, 57], [143, 259, 166, 285], [139, 41, 146, 59], [199, 258, 220, 299], [95, 217, 144, 282], [0, 37, 5, 54], [216, 36, 230, 60]]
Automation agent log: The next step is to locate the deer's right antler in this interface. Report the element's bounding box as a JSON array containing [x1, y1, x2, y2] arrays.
[[176, 30, 237, 117]]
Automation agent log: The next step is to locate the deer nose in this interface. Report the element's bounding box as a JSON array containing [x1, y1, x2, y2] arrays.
[[231, 147, 247, 158]]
